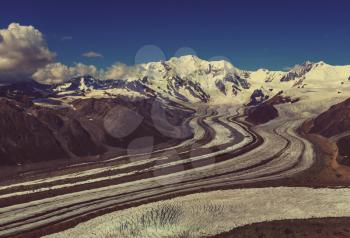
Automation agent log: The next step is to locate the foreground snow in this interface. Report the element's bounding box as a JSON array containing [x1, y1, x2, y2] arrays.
[[45, 187, 350, 238]]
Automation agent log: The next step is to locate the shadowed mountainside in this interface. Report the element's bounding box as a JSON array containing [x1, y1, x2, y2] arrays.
[[310, 98, 350, 137], [0, 97, 193, 166], [246, 91, 299, 125]]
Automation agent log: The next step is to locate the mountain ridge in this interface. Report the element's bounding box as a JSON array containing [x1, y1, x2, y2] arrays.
[[1, 56, 350, 105]]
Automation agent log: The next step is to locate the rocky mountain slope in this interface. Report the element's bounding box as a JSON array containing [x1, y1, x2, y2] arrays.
[[310, 98, 350, 137], [309, 97, 350, 166], [246, 91, 300, 124], [0, 97, 193, 166]]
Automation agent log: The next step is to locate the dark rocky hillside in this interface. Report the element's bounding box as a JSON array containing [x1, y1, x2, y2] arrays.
[[0, 97, 193, 166], [310, 98, 350, 137], [246, 92, 299, 125]]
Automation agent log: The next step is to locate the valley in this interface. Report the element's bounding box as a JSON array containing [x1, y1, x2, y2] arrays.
[[0, 56, 350, 237]]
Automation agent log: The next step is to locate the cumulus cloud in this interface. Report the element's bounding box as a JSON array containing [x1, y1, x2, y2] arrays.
[[33, 63, 101, 84], [0, 23, 55, 83], [103, 63, 143, 80], [103, 63, 130, 79], [82, 51, 103, 58], [34, 62, 139, 83]]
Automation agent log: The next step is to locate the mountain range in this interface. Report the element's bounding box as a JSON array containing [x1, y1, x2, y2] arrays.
[[1, 55, 350, 106]]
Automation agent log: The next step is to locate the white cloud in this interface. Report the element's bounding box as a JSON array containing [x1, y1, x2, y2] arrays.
[[33, 63, 101, 84], [74, 63, 100, 77], [82, 51, 103, 58], [34, 62, 138, 83], [103, 63, 130, 79], [0, 23, 56, 82]]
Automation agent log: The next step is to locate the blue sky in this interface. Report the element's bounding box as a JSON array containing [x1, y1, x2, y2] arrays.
[[1, 0, 350, 70]]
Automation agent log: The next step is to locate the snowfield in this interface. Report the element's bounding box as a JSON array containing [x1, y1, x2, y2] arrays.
[[45, 187, 350, 238]]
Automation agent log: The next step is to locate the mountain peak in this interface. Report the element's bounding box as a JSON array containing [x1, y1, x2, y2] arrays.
[[302, 60, 329, 67], [168, 55, 202, 64], [176, 54, 199, 61], [314, 60, 328, 66]]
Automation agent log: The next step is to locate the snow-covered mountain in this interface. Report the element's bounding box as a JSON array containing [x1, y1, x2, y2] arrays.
[[51, 76, 156, 98], [51, 56, 252, 103], [3, 55, 350, 105]]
